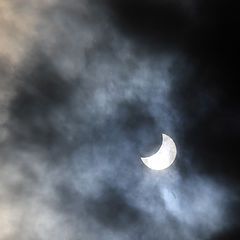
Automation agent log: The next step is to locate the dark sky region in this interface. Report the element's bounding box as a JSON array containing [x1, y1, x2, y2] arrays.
[[0, 0, 239, 239]]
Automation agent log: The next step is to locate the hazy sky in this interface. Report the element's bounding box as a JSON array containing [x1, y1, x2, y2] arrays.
[[0, 1, 239, 239]]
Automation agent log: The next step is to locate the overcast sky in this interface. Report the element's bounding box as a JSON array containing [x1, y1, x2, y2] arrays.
[[0, 1, 240, 239]]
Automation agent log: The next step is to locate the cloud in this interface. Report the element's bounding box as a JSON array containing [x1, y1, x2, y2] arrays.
[[0, 0, 239, 240], [8, 54, 75, 149]]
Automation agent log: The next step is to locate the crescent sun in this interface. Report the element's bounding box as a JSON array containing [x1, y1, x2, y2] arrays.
[[140, 133, 177, 170]]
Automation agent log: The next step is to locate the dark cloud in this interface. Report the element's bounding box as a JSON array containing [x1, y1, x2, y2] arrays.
[[210, 228, 240, 240], [106, 0, 239, 65], [7, 53, 76, 150], [106, 0, 189, 52], [115, 99, 161, 154], [86, 185, 141, 230]]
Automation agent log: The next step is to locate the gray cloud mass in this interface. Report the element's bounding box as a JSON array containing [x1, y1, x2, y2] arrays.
[[0, 1, 239, 240]]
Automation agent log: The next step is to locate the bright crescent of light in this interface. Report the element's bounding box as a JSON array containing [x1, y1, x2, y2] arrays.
[[140, 133, 177, 170]]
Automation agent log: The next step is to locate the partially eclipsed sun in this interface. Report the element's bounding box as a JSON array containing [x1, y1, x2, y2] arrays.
[[140, 134, 177, 170]]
